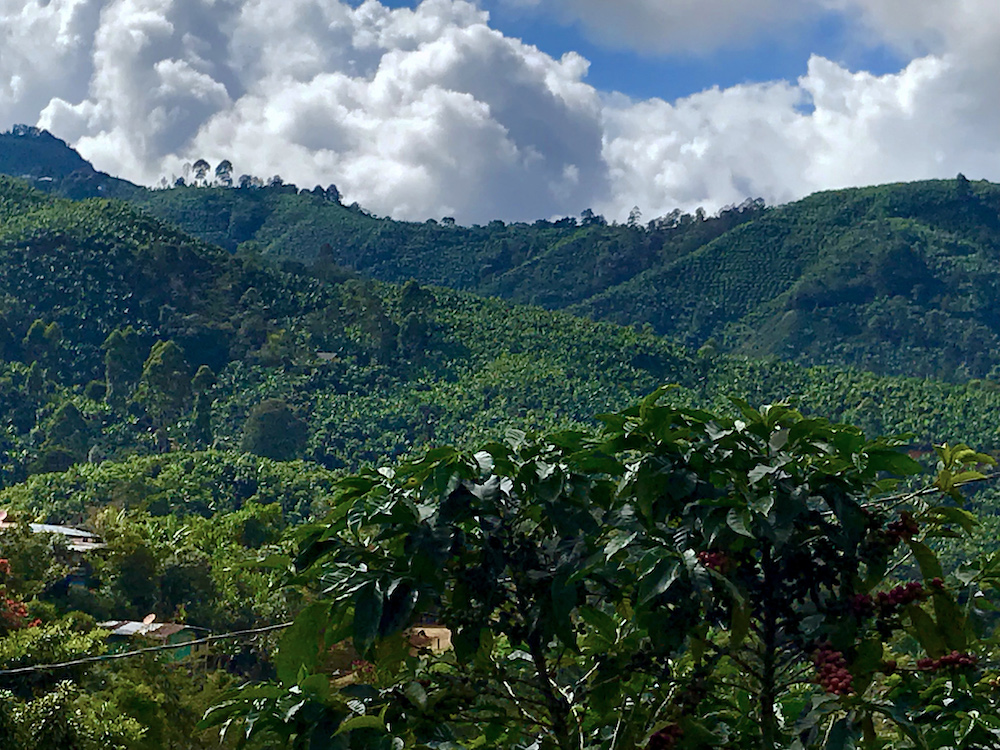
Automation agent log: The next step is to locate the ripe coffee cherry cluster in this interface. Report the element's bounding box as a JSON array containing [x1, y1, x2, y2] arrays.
[[2, 598, 27, 618], [646, 723, 683, 750], [813, 643, 853, 695], [875, 581, 925, 613], [850, 593, 875, 618], [884, 511, 919, 543], [917, 651, 978, 671], [851, 581, 930, 621], [697, 550, 729, 572]]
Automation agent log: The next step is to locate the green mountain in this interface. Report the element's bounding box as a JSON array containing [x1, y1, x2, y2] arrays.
[[0, 173, 998, 489], [6, 128, 1000, 382], [0, 175, 707, 482], [0, 125, 139, 200], [8, 132, 1000, 750], [573, 177, 1000, 380], [115, 170, 1000, 382], [127, 183, 764, 304]]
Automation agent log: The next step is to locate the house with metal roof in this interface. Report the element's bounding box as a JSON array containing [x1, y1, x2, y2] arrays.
[[0, 511, 105, 552], [27, 523, 105, 552], [97, 619, 209, 661]]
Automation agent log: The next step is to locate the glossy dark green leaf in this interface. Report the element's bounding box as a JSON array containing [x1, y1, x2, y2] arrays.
[[906, 604, 947, 658], [932, 590, 967, 651], [727, 507, 754, 537], [335, 714, 386, 735], [353, 581, 383, 657], [928, 505, 979, 534], [730, 602, 751, 650], [379, 578, 418, 637], [825, 717, 858, 750], [865, 449, 923, 477], [906, 538, 944, 581], [550, 573, 579, 650]]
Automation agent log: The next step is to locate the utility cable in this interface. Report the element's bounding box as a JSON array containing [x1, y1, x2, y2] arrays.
[[0, 621, 293, 677]]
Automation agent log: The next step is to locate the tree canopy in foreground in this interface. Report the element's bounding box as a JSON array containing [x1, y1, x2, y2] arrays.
[[205, 388, 1000, 750]]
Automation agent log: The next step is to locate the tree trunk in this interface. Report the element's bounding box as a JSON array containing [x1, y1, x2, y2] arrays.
[[760, 545, 780, 750]]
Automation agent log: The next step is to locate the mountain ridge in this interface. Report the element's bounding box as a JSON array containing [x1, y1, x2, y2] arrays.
[[3, 126, 999, 382]]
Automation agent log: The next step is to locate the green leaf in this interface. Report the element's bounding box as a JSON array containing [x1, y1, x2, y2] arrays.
[[403, 681, 428, 709], [353, 581, 383, 657], [603, 530, 636, 560], [727, 508, 754, 538], [825, 717, 859, 750], [300, 674, 331, 701], [928, 506, 979, 534], [728, 397, 764, 426], [677, 716, 723, 747], [865, 449, 923, 477], [639, 558, 680, 603], [730, 602, 751, 650], [906, 604, 947, 658], [931, 591, 967, 651], [905, 539, 944, 581], [578, 606, 618, 644], [335, 714, 386, 735], [851, 638, 883, 675], [750, 494, 774, 515], [276, 601, 331, 686], [551, 574, 579, 650], [747, 464, 774, 485], [452, 626, 484, 663], [379, 578, 418, 637]]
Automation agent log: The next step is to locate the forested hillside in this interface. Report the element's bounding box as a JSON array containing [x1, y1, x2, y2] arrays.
[[137, 176, 1000, 381], [574, 177, 1000, 380], [5, 131, 1000, 748], [9, 127, 1000, 382], [0, 173, 998, 483]]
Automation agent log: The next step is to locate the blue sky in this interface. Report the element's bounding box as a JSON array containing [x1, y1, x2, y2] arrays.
[[366, 0, 909, 102]]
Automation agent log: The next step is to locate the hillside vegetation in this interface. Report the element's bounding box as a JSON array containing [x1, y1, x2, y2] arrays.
[[0, 173, 995, 489], [4, 132, 1000, 748], [124, 172, 1000, 381], [7, 127, 1000, 382]]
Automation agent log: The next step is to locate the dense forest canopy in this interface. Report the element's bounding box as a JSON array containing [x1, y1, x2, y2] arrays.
[[2, 129, 1000, 747], [7, 127, 1000, 381]]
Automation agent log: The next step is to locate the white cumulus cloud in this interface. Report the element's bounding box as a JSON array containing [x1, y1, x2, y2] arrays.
[[7, 0, 607, 223], [597, 0, 1000, 220], [0, 0, 999, 224]]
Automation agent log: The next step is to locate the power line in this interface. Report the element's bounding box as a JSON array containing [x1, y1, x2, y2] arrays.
[[4, 472, 996, 677], [0, 621, 293, 677]]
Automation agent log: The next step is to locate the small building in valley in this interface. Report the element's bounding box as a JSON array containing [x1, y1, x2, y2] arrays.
[[97, 619, 209, 661]]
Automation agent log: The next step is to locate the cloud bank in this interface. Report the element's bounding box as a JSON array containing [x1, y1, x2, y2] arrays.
[[1, 0, 998, 223]]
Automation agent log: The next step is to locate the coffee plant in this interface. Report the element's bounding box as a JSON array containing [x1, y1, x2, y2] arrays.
[[203, 388, 1000, 749]]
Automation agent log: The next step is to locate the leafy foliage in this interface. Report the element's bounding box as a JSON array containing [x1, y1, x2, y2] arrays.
[[6, 138, 1000, 748], [241, 399, 309, 461], [208, 391, 1000, 749]]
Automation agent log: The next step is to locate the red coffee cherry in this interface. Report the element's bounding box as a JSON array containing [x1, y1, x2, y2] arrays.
[[647, 723, 683, 750], [696, 550, 730, 573], [917, 651, 978, 671], [813, 644, 853, 695]]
